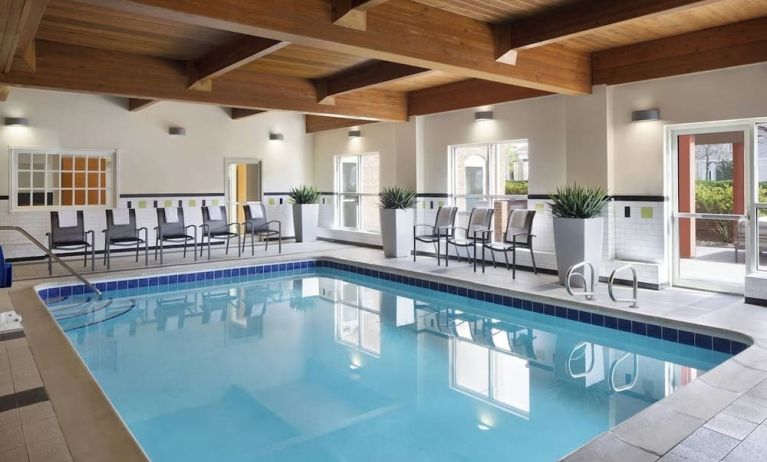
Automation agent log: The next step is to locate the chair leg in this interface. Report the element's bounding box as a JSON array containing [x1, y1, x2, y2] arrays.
[[83, 245, 88, 268], [135, 242, 140, 263], [225, 237, 230, 255], [48, 252, 52, 276], [91, 244, 95, 272], [251, 233, 255, 256], [490, 249, 497, 269], [103, 243, 108, 265], [207, 236, 211, 261], [106, 245, 111, 270], [413, 235, 417, 262], [264, 234, 269, 252], [503, 250, 510, 271], [512, 245, 517, 280], [530, 244, 538, 275], [160, 240, 164, 265], [144, 241, 149, 267], [154, 239, 159, 261], [278, 232, 282, 254]]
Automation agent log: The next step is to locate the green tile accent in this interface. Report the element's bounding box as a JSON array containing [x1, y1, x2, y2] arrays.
[[188, 199, 197, 207], [438, 200, 445, 207], [137, 200, 147, 209], [535, 203, 544, 213], [163, 200, 173, 208], [268, 198, 276, 206], [641, 207, 653, 219], [212, 199, 219, 206]]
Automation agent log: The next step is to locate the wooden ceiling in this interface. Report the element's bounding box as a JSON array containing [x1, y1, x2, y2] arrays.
[[0, 0, 766, 131]]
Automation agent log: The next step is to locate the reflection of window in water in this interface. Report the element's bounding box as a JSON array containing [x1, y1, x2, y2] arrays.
[[664, 363, 698, 396], [334, 282, 381, 356], [450, 336, 530, 417]]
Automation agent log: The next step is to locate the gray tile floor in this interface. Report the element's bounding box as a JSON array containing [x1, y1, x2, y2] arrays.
[[5, 240, 767, 461]]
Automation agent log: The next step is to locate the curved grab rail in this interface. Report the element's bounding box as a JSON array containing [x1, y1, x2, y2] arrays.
[[565, 261, 595, 301], [0, 225, 102, 298], [566, 341, 596, 379], [608, 265, 639, 308], [609, 352, 639, 393]]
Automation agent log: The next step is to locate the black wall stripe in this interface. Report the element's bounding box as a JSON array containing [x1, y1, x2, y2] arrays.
[[120, 192, 225, 198]]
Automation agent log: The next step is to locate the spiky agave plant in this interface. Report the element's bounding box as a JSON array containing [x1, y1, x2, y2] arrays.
[[379, 186, 417, 210], [288, 185, 320, 205], [549, 184, 609, 218]]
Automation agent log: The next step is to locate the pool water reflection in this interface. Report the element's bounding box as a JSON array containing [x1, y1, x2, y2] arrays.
[[47, 268, 729, 462]]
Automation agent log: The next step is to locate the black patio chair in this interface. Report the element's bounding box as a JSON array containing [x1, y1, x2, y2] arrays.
[[200, 206, 240, 260], [154, 207, 197, 264], [102, 209, 148, 269], [445, 207, 494, 272], [241, 203, 281, 255], [413, 206, 458, 266], [481, 208, 537, 278], [46, 211, 95, 275]]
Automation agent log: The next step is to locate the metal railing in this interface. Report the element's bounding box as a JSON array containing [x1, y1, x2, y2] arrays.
[[608, 264, 639, 308], [0, 226, 102, 298], [565, 261, 596, 300]]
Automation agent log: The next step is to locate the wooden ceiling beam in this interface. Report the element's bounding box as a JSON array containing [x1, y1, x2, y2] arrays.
[[305, 114, 376, 133], [408, 79, 550, 116], [128, 98, 158, 111], [316, 61, 428, 104], [0, 86, 11, 101], [495, 0, 713, 60], [0, 0, 49, 72], [0, 40, 406, 121], [230, 108, 266, 119], [187, 35, 289, 90], [331, 0, 391, 31], [593, 15, 767, 85], [82, 0, 591, 95]]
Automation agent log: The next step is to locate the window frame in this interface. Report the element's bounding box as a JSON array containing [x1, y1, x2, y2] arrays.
[[334, 151, 380, 232], [9, 146, 119, 213], [448, 139, 530, 202]]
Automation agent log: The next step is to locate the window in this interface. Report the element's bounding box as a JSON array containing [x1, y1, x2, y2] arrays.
[[449, 140, 528, 210], [335, 153, 380, 232], [11, 148, 116, 210]]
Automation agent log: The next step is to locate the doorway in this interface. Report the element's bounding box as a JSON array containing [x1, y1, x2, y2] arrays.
[[670, 125, 751, 293], [225, 159, 262, 224]]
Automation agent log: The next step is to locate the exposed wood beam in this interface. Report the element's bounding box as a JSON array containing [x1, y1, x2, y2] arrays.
[[408, 79, 549, 116], [331, 0, 391, 31], [0, 41, 407, 121], [187, 35, 289, 90], [496, 0, 713, 59], [0, 0, 49, 72], [230, 108, 266, 120], [316, 61, 428, 104], [305, 114, 376, 133], [0, 86, 10, 101], [593, 15, 767, 85], [83, 0, 591, 95], [128, 98, 158, 111]]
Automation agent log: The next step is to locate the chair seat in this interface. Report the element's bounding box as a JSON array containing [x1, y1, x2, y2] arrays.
[[484, 241, 530, 251], [109, 237, 144, 244], [160, 234, 194, 241], [449, 237, 488, 246], [415, 233, 443, 242], [52, 240, 89, 248], [207, 232, 238, 238], [250, 227, 279, 234]]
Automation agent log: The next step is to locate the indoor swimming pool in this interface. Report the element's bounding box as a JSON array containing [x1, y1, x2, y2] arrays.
[[38, 260, 740, 462]]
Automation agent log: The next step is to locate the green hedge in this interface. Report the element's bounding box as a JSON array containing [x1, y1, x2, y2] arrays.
[[505, 180, 528, 195]]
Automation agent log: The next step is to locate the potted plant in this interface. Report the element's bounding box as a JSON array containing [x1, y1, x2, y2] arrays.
[[289, 185, 320, 242], [379, 186, 417, 258], [550, 184, 609, 286]]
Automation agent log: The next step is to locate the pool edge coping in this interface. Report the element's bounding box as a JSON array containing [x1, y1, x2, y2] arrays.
[[12, 254, 767, 462]]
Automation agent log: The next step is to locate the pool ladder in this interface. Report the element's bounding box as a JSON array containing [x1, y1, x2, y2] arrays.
[[565, 261, 639, 308], [565, 261, 596, 300], [608, 265, 639, 308]]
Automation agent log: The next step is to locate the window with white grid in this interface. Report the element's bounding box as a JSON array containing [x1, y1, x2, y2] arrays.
[[10, 147, 117, 210]]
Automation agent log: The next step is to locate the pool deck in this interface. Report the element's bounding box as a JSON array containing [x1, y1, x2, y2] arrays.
[[3, 241, 767, 461]]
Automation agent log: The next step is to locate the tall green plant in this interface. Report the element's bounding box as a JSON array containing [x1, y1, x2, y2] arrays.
[[288, 185, 320, 205], [549, 184, 608, 219], [379, 186, 417, 209]]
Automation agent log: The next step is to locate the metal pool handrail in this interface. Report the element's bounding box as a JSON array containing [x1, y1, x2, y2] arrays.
[[565, 261, 595, 300], [608, 264, 639, 308], [0, 225, 102, 298]]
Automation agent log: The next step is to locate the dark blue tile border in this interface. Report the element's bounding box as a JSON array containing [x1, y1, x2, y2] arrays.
[[36, 258, 748, 356]]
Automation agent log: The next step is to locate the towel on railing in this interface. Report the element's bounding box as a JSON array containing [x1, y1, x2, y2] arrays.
[[113, 209, 130, 226], [58, 210, 78, 228], [248, 203, 263, 219], [208, 206, 223, 221], [164, 207, 179, 223]]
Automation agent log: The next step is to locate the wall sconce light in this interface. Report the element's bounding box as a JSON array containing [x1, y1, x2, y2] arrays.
[[631, 109, 660, 122], [348, 129, 362, 138], [474, 111, 493, 122], [4, 117, 29, 127], [269, 132, 284, 141], [168, 126, 186, 135]]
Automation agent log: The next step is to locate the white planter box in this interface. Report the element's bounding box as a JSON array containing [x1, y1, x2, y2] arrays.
[[553, 217, 604, 286], [292, 204, 319, 243], [380, 208, 414, 258]]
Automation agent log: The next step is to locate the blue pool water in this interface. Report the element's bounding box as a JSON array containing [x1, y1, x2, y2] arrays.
[[43, 265, 732, 462]]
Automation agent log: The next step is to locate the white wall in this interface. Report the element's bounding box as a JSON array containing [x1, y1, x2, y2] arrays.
[[0, 88, 313, 258]]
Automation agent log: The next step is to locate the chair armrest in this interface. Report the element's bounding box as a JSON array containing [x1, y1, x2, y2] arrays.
[[413, 224, 434, 230], [511, 232, 535, 243], [85, 230, 95, 245], [186, 224, 198, 239], [441, 225, 467, 238], [266, 220, 281, 232], [138, 227, 149, 241]]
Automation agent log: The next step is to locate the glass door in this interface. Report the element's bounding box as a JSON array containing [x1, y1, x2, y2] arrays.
[[672, 126, 751, 293]]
